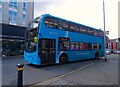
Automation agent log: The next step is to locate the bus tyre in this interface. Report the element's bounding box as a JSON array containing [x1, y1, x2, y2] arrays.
[[95, 52, 99, 60], [59, 54, 68, 64]]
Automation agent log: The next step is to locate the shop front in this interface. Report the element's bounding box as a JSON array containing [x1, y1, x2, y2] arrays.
[[1, 23, 26, 57]]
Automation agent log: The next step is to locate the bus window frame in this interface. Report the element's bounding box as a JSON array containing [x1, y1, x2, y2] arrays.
[[70, 42, 79, 51], [87, 28, 94, 36], [58, 41, 70, 51], [87, 43, 93, 50], [43, 16, 104, 38], [93, 43, 101, 50], [79, 26, 87, 34], [98, 31, 104, 37], [69, 23, 79, 33], [58, 20, 69, 31]]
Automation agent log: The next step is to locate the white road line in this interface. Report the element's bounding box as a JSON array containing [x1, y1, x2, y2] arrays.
[[35, 63, 95, 85]]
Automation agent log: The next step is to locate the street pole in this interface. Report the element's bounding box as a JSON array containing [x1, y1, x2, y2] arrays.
[[103, 0, 107, 61]]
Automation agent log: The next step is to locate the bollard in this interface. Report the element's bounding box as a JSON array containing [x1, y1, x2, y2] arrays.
[[105, 57, 107, 62], [17, 64, 24, 87]]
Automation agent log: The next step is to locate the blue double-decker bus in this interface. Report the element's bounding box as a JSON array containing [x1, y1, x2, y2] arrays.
[[24, 14, 105, 65]]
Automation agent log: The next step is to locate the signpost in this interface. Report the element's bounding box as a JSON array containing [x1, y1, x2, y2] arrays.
[[103, 0, 107, 61]]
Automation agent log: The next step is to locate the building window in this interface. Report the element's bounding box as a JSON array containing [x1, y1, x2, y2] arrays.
[[0, 8, 2, 14], [9, 0, 13, 6], [9, 10, 17, 24], [22, 0, 26, 11], [0, 0, 2, 22], [14, 11, 17, 23], [9, 0, 18, 8], [0, 8, 2, 22], [14, 0, 17, 8], [22, 13, 26, 25], [9, 10, 12, 22], [0, 0, 2, 12], [0, 0, 2, 5]]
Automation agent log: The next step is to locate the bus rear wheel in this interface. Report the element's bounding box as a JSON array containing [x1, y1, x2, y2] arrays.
[[59, 54, 68, 64], [95, 52, 99, 60]]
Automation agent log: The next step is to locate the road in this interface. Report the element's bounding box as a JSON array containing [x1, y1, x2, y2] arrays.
[[2, 54, 119, 86]]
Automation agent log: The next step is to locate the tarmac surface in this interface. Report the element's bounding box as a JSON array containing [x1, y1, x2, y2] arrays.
[[1, 54, 119, 86]]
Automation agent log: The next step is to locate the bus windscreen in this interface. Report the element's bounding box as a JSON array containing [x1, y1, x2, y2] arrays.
[[25, 16, 41, 52]]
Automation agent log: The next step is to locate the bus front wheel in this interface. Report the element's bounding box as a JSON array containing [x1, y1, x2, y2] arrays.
[[59, 54, 68, 64], [95, 52, 99, 60]]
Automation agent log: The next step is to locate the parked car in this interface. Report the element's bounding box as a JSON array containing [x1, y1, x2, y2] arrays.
[[111, 50, 114, 53], [113, 50, 117, 54], [112, 50, 120, 54], [116, 50, 120, 54], [106, 49, 111, 55]]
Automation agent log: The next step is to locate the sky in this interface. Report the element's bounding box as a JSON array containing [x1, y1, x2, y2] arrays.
[[34, 0, 119, 39]]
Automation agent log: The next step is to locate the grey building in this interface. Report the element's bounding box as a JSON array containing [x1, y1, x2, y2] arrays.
[[0, 0, 34, 57], [1, 0, 34, 27]]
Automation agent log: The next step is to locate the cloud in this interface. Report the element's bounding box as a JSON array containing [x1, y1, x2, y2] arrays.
[[34, 2, 63, 18], [34, 0, 119, 39]]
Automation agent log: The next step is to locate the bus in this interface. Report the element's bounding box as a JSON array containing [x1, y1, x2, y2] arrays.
[[24, 14, 105, 65]]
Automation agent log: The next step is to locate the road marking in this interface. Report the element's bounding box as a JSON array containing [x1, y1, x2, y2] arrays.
[[35, 63, 95, 85]]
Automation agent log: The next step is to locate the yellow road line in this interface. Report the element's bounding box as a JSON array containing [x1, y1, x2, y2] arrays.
[[35, 63, 95, 85]]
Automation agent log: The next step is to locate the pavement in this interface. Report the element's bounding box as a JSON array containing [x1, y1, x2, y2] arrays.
[[1, 54, 119, 86], [2, 55, 101, 85], [35, 54, 119, 86]]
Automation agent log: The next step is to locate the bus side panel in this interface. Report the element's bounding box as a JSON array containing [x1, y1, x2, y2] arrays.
[[24, 51, 41, 65], [64, 51, 96, 62]]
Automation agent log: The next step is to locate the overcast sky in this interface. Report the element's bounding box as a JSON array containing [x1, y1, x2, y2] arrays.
[[34, 0, 119, 39]]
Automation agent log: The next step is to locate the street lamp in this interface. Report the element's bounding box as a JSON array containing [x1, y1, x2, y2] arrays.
[[103, 0, 107, 61]]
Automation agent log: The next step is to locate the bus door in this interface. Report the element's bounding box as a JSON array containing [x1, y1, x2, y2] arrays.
[[38, 39, 56, 64]]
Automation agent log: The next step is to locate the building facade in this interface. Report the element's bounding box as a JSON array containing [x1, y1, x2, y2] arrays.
[[1, 0, 34, 27], [109, 38, 120, 51], [0, 0, 34, 57]]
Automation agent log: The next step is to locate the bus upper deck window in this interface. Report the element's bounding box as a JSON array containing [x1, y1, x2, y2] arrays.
[[44, 17, 54, 28], [94, 30, 99, 36], [58, 20, 69, 30], [70, 23, 79, 32], [80, 26, 87, 34], [88, 28, 94, 35]]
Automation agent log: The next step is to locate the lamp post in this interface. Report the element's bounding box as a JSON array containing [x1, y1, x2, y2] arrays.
[[103, 0, 107, 61]]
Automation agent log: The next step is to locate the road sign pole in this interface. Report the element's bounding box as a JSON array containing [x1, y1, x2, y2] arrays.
[[103, 0, 107, 61]]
